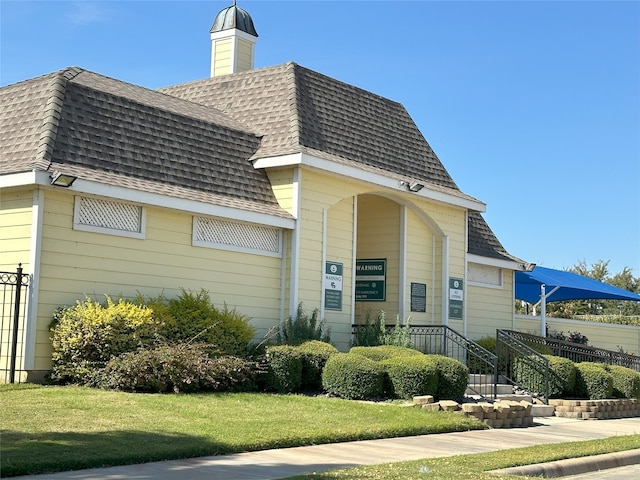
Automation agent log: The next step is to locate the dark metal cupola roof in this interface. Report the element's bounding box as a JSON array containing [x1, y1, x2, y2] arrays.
[[210, 1, 258, 37]]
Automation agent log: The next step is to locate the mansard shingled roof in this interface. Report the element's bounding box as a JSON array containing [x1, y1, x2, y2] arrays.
[[0, 67, 290, 218], [468, 212, 525, 265], [159, 62, 460, 192]]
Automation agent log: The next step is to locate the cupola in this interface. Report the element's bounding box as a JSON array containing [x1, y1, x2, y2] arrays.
[[210, 1, 258, 77]]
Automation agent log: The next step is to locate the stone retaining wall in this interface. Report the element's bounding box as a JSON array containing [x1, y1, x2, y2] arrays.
[[549, 398, 640, 419]]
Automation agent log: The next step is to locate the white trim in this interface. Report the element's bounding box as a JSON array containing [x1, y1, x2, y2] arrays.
[[289, 167, 301, 314], [464, 212, 468, 337], [280, 232, 287, 324], [431, 234, 436, 325], [467, 262, 504, 290], [351, 195, 358, 326], [73, 196, 146, 240], [399, 205, 407, 324], [442, 236, 449, 326], [320, 208, 327, 317], [253, 152, 486, 212], [23, 188, 44, 371], [0, 170, 45, 188], [467, 253, 526, 271]]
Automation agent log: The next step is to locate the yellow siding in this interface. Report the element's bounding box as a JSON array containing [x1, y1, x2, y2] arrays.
[[0, 188, 33, 271], [32, 190, 284, 371], [404, 208, 434, 324], [236, 38, 253, 73], [267, 169, 295, 214], [213, 38, 233, 76], [466, 271, 515, 340]]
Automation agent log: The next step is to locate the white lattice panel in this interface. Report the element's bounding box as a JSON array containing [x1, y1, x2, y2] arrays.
[[77, 197, 141, 232], [195, 216, 280, 254]]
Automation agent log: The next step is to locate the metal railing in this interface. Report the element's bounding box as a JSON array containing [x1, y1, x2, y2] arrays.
[[496, 329, 549, 404], [352, 324, 498, 400], [503, 329, 640, 372], [1, 265, 30, 383]]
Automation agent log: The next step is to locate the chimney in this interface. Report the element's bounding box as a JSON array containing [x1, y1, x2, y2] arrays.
[[210, 1, 258, 77]]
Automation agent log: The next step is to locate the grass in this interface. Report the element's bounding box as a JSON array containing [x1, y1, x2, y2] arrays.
[[0, 384, 483, 477], [283, 435, 640, 479]]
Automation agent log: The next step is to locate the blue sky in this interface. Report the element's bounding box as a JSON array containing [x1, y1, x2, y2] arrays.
[[2, 0, 639, 276]]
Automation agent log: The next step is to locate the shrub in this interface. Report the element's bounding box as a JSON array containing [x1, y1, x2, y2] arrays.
[[296, 341, 339, 391], [322, 353, 386, 400], [91, 343, 257, 393], [602, 364, 640, 399], [49, 296, 164, 384], [264, 345, 303, 393], [431, 355, 468, 402], [513, 355, 576, 399], [160, 290, 255, 356], [574, 362, 613, 400], [467, 336, 496, 375], [349, 345, 422, 362], [383, 316, 412, 347], [276, 303, 330, 345], [382, 355, 439, 400], [352, 310, 386, 347]]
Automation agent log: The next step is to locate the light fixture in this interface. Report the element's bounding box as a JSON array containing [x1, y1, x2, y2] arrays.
[[400, 181, 424, 193], [50, 172, 77, 187]]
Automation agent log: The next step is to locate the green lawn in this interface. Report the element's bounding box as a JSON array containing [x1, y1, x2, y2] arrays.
[[0, 384, 482, 477]]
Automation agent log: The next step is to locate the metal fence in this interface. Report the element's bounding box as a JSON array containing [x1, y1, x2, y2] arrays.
[[1, 265, 30, 383], [503, 329, 640, 372]]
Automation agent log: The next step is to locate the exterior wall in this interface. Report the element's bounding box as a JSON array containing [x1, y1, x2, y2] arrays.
[[466, 269, 515, 340], [236, 38, 253, 73], [213, 38, 233, 76], [515, 315, 640, 356], [404, 208, 434, 325], [32, 189, 284, 372]]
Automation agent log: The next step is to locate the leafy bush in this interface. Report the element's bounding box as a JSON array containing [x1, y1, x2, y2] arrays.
[[574, 362, 613, 399], [322, 353, 386, 400], [49, 296, 164, 383], [159, 290, 255, 356], [352, 310, 386, 347], [91, 343, 257, 393], [276, 303, 330, 345], [264, 345, 303, 393], [467, 336, 497, 374], [602, 364, 640, 399], [513, 355, 576, 399], [296, 341, 338, 391], [349, 345, 422, 362], [430, 355, 468, 402], [382, 355, 439, 399], [383, 316, 412, 347]]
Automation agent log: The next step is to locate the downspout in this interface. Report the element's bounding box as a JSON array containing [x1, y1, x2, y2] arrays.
[[540, 284, 546, 337], [279, 232, 287, 324], [351, 196, 358, 326], [320, 208, 327, 318], [399, 205, 407, 323], [431, 235, 436, 325], [442, 235, 449, 326], [24, 187, 44, 372], [289, 167, 301, 315]]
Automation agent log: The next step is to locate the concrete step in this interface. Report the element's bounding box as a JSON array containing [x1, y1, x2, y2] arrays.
[[468, 373, 509, 384], [496, 393, 533, 403], [466, 383, 513, 396]]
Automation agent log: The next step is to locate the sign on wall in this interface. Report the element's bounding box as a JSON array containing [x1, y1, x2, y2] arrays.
[[324, 261, 343, 311], [410, 282, 427, 312], [449, 277, 464, 319], [355, 259, 386, 301]]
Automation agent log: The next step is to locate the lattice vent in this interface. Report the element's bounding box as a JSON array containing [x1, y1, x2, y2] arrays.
[[468, 263, 502, 286], [77, 197, 142, 232], [195, 216, 280, 254]]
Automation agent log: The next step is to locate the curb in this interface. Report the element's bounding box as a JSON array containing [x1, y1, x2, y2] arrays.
[[488, 449, 640, 478]]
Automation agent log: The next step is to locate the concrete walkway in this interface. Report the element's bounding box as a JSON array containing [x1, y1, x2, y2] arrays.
[[18, 417, 640, 479]]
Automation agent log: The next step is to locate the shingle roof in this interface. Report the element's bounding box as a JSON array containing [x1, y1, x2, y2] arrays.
[[0, 67, 290, 218], [159, 62, 460, 191], [468, 212, 525, 265]]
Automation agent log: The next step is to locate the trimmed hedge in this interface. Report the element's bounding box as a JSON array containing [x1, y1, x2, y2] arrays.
[[574, 362, 613, 400], [431, 355, 468, 402], [602, 364, 640, 399], [349, 345, 422, 362], [91, 343, 257, 393], [381, 355, 439, 400], [513, 354, 576, 399], [322, 353, 386, 400], [296, 341, 339, 391], [264, 345, 303, 393]]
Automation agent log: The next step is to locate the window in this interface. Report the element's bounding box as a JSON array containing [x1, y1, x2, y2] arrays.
[[74, 196, 145, 239], [193, 216, 282, 257], [468, 263, 502, 288]]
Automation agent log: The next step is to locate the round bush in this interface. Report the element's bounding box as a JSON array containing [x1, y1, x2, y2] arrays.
[[265, 345, 303, 393], [91, 343, 257, 393], [349, 345, 422, 362], [574, 362, 613, 400], [513, 355, 576, 399], [430, 355, 468, 401], [382, 355, 439, 399], [604, 364, 640, 399], [322, 353, 385, 400], [296, 341, 339, 391]]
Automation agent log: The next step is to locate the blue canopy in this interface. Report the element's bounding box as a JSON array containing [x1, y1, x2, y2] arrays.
[[515, 266, 640, 304]]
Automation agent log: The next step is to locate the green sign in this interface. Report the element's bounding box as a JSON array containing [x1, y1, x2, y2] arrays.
[[355, 259, 386, 301], [324, 261, 343, 311], [449, 277, 464, 319]]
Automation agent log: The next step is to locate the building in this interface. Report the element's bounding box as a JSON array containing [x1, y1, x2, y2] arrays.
[[1, 3, 528, 382]]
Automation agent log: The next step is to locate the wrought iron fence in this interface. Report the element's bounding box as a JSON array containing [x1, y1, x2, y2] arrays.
[[1, 265, 30, 383], [351, 324, 498, 400], [502, 329, 640, 372], [496, 329, 549, 403]]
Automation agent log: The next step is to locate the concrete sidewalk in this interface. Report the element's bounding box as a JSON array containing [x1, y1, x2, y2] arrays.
[[19, 417, 640, 480]]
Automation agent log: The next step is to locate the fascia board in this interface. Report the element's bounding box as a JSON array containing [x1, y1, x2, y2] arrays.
[[253, 153, 486, 212], [467, 253, 527, 271]]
